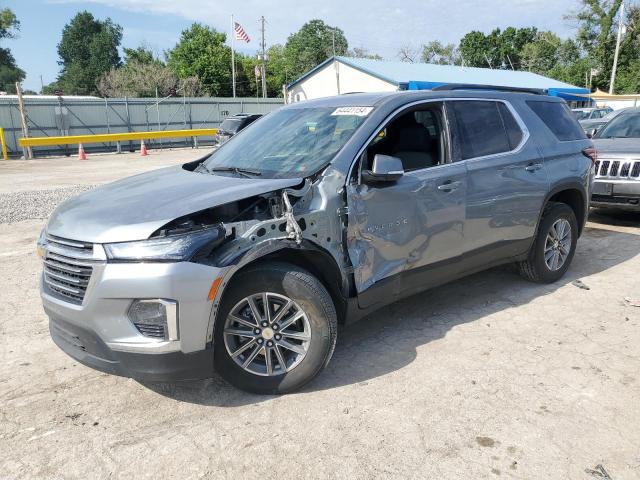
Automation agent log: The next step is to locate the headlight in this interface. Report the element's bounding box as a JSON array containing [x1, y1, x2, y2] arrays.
[[104, 226, 224, 262], [36, 229, 47, 259]]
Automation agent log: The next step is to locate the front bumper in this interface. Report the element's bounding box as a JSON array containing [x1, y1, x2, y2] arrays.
[[591, 179, 640, 211], [42, 260, 227, 381], [50, 316, 214, 381]]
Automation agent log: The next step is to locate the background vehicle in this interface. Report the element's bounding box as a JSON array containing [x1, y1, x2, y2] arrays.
[[581, 108, 627, 137], [591, 108, 640, 211], [573, 106, 613, 123], [39, 88, 593, 394], [214, 113, 262, 146]]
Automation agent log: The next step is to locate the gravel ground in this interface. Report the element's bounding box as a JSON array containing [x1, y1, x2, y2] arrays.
[[0, 185, 96, 223], [1, 152, 640, 479]]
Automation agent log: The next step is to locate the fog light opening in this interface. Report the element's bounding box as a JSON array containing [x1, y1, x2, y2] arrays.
[[128, 299, 179, 341]]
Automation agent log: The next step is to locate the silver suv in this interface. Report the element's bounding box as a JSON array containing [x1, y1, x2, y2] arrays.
[[39, 88, 594, 393]]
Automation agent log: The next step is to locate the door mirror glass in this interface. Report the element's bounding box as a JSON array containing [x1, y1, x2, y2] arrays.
[[362, 154, 404, 183]]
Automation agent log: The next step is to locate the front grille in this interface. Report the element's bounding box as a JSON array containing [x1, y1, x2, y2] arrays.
[[595, 158, 640, 179], [43, 235, 95, 305]]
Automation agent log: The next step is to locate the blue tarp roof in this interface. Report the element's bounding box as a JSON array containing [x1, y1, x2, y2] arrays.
[[289, 56, 589, 100]]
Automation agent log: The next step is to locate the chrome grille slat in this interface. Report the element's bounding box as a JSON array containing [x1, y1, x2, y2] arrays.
[[43, 258, 89, 275], [43, 268, 90, 286], [42, 235, 95, 305], [595, 158, 640, 180]]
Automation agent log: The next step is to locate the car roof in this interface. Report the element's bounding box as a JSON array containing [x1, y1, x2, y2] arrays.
[[285, 89, 556, 111]]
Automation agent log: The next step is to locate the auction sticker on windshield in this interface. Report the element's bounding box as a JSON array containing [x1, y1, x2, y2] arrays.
[[331, 106, 374, 116]]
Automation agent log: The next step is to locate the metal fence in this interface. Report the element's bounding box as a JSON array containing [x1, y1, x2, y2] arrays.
[[0, 96, 284, 157]]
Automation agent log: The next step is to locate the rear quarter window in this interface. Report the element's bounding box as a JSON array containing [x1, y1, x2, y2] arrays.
[[527, 101, 586, 141]]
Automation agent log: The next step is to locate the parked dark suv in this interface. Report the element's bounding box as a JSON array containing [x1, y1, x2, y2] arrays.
[[39, 88, 594, 394], [214, 113, 262, 146]]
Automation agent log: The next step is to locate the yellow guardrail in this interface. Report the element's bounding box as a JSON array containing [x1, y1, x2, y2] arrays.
[[0, 127, 8, 160], [18, 128, 217, 148]]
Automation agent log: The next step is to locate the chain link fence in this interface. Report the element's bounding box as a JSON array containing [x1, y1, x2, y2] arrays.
[[0, 96, 284, 158]]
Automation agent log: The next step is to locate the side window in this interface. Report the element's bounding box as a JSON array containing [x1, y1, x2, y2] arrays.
[[364, 104, 446, 172], [451, 101, 512, 160], [527, 100, 586, 141], [497, 102, 524, 149]]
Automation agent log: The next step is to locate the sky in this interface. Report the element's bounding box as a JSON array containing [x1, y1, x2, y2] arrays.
[[4, 0, 583, 92]]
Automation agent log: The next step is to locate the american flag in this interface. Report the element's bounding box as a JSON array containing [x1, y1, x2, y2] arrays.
[[234, 22, 250, 43]]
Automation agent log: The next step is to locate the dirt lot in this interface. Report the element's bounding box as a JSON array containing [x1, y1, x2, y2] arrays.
[[1, 149, 639, 479]]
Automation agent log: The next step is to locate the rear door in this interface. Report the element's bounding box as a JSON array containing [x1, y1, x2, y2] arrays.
[[448, 99, 548, 265]]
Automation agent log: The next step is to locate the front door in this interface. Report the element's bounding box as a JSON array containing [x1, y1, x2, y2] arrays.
[[345, 103, 466, 309]]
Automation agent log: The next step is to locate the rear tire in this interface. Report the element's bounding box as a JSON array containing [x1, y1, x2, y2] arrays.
[[214, 262, 337, 394], [519, 202, 578, 283]]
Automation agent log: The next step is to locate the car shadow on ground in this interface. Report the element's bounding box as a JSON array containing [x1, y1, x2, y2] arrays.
[[143, 211, 640, 406]]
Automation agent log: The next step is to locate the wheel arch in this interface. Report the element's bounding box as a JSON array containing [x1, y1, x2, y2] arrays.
[[206, 240, 351, 344], [539, 182, 588, 236], [546, 184, 587, 234]]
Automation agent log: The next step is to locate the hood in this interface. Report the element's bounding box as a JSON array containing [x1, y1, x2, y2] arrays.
[[47, 165, 303, 243], [593, 138, 640, 156]]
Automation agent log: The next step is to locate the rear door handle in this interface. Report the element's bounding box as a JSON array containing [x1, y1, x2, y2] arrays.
[[437, 180, 461, 192], [525, 163, 543, 172]]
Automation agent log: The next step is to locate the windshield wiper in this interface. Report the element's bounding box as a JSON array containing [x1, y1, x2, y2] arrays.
[[208, 166, 262, 178]]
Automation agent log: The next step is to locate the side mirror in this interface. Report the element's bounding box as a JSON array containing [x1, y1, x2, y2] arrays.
[[586, 128, 597, 138], [362, 154, 404, 183]]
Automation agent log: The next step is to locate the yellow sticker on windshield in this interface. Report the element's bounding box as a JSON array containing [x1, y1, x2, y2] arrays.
[[331, 107, 373, 116]]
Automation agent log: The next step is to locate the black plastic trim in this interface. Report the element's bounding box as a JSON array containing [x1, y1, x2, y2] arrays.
[[49, 317, 214, 382]]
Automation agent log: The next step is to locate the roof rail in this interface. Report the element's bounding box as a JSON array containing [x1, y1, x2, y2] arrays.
[[432, 84, 546, 95]]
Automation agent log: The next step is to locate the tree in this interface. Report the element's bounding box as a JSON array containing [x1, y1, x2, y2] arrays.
[[264, 44, 288, 96], [459, 27, 537, 69], [614, 5, 640, 92], [347, 47, 382, 60], [571, 0, 623, 90], [421, 41, 459, 65], [166, 23, 232, 96], [98, 43, 203, 97], [284, 20, 348, 80], [54, 11, 122, 95], [123, 45, 161, 66], [520, 31, 563, 73], [0, 8, 25, 93], [398, 44, 419, 63]]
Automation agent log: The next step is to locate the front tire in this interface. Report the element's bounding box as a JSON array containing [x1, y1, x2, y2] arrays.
[[214, 262, 337, 394], [519, 202, 578, 283]]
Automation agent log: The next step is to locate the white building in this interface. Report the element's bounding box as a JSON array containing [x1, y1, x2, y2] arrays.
[[285, 56, 590, 105]]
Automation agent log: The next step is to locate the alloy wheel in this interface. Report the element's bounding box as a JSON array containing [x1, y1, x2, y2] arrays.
[[223, 292, 311, 377], [544, 218, 572, 271]]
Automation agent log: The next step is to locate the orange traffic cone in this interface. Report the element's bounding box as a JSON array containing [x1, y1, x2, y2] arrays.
[[140, 140, 148, 156], [78, 143, 87, 160]]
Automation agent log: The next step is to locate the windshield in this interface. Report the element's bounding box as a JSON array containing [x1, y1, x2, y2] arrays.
[[219, 118, 243, 134], [202, 106, 372, 179], [595, 112, 640, 139], [574, 110, 589, 120]]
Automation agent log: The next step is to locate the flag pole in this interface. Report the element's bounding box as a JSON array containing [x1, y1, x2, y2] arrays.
[[231, 14, 236, 98]]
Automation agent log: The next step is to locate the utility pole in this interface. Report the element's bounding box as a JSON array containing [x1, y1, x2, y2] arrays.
[[333, 29, 340, 94], [260, 16, 267, 98], [610, 0, 625, 95], [15, 82, 32, 159], [39, 75, 44, 94]]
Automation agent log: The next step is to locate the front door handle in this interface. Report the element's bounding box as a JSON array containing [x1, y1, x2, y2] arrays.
[[525, 163, 543, 172], [437, 180, 461, 192]]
